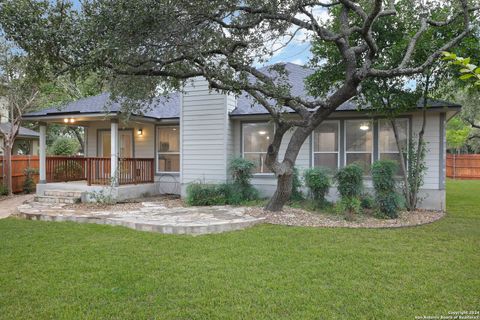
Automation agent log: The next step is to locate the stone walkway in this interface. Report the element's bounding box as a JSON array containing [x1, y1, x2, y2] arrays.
[[0, 195, 35, 219], [16, 201, 265, 235]]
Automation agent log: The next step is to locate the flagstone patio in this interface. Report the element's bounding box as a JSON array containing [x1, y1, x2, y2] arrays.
[[16, 201, 265, 235]]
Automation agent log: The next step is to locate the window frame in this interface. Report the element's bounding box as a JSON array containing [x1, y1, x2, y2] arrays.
[[156, 125, 180, 174], [311, 120, 341, 171], [241, 121, 275, 175], [378, 117, 410, 163], [344, 119, 374, 173]]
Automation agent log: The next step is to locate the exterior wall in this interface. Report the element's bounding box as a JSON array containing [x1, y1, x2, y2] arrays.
[[84, 121, 155, 158], [232, 112, 446, 210], [180, 77, 233, 195]]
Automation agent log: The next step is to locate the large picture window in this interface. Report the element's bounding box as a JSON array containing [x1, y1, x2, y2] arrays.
[[313, 121, 339, 171], [157, 126, 180, 173], [345, 119, 373, 174], [242, 122, 274, 174], [379, 118, 409, 172]]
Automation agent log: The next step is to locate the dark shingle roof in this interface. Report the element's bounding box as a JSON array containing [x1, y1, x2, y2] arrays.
[[24, 63, 460, 119], [24, 92, 180, 119], [0, 123, 39, 138]]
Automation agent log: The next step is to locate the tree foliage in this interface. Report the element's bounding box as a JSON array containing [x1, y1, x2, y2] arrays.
[[1, 0, 478, 209]]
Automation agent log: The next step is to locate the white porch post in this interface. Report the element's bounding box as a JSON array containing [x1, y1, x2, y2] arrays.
[[110, 119, 119, 186], [39, 123, 47, 184]]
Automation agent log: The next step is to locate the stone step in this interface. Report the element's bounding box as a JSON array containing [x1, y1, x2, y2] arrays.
[[34, 196, 81, 204], [43, 190, 83, 198]]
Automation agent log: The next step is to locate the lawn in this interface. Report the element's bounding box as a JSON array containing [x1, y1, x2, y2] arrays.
[[0, 180, 479, 319]]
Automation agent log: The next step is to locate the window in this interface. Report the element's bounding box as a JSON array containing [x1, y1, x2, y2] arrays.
[[157, 126, 180, 173], [345, 119, 373, 174], [242, 122, 274, 174], [313, 121, 339, 171], [379, 118, 409, 173]]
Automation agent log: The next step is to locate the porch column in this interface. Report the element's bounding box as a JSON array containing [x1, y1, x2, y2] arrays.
[[110, 119, 119, 186], [39, 122, 47, 184]]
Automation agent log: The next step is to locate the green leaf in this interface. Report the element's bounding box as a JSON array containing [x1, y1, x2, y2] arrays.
[[460, 68, 471, 73], [464, 57, 471, 65], [474, 67, 480, 74], [459, 74, 474, 80]]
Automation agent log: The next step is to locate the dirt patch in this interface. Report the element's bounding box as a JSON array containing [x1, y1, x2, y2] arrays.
[[245, 206, 445, 228], [64, 195, 185, 212]]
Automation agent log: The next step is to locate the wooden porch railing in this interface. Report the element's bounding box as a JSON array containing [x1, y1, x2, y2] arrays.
[[46, 157, 154, 185]]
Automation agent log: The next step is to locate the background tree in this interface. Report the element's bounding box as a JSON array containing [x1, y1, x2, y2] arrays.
[[0, 37, 40, 195], [1, 0, 478, 210]]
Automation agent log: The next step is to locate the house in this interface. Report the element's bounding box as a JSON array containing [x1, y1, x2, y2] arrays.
[[0, 98, 39, 155], [23, 63, 459, 210]]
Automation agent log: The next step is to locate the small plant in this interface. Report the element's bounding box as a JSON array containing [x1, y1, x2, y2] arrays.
[[303, 167, 330, 206], [228, 157, 259, 201], [185, 183, 227, 206], [290, 167, 304, 201], [88, 189, 116, 205], [335, 164, 364, 220], [23, 167, 38, 194], [335, 164, 363, 199], [371, 160, 400, 218], [360, 193, 375, 210], [335, 197, 362, 221], [0, 183, 8, 196]]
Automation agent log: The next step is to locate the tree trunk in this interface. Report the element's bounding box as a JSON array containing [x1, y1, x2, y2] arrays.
[[4, 145, 13, 196], [391, 119, 412, 210], [265, 171, 294, 211], [265, 126, 312, 212]]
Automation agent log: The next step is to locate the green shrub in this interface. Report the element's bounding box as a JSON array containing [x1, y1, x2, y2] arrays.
[[360, 193, 375, 210], [0, 184, 8, 196], [186, 183, 227, 206], [228, 157, 259, 201], [335, 197, 362, 221], [53, 161, 84, 181], [303, 167, 330, 205], [371, 160, 400, 218], [49, 137, 80, 156], [23, 167, 37, 194], [335, 164, 364, 198], [290, 167, 304, 201]]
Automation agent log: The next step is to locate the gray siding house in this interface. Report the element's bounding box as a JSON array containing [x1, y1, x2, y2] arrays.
[[24, 63, 459, 210]]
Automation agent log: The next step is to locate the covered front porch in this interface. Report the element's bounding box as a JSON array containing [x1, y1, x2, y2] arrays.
[[25, 110, 180, 201]]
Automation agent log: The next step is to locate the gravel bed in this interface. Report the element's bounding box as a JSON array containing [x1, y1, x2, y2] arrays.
[[65, 195, 185, 212], [245, 206, 445, 228]]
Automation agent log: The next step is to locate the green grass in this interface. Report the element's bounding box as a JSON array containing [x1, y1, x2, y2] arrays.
[[0, 179, 479, 319]]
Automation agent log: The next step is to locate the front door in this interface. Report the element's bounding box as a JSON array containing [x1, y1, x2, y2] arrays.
[[99, 130, 133, 158]]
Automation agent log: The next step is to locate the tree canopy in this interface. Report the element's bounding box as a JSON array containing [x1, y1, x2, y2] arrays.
[[1, 0, 478, 210]]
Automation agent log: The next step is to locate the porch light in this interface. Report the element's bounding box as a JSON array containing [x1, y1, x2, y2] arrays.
[[64, 118, 75, 124], [137, 128, 143, 136], [63, 118, 69, 123], [69, 118, 75, 124], [359, 123, 370, 131], [258, 131, 267, 135]]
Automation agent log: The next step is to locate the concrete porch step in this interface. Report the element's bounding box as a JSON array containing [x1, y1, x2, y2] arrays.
[[34, 196, 81, 204], [43, 190, 84, 198]]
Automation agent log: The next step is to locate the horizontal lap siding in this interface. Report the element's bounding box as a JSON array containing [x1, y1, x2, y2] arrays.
[[412, 113, 441, 190], [181, 78, 229, 185]]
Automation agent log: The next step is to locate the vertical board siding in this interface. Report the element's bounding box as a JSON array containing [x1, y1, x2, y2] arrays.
[[0, 155, 39, 193], [181, 78, 229, 185]]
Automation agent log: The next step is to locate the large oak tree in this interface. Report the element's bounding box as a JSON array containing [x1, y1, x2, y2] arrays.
[[1, 0, 478, 210]]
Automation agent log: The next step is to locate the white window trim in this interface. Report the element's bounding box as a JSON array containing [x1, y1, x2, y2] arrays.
[[156, 125, 180, 174], [242, 122, 275, 175], [378, 118, 410, 158], [311, 120, 341, 170], [344, 119, 374, 168]]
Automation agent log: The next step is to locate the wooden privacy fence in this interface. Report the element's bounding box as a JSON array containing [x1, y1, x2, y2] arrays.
[[446, 154, 480, 180], [0, 155, 39, 193]]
